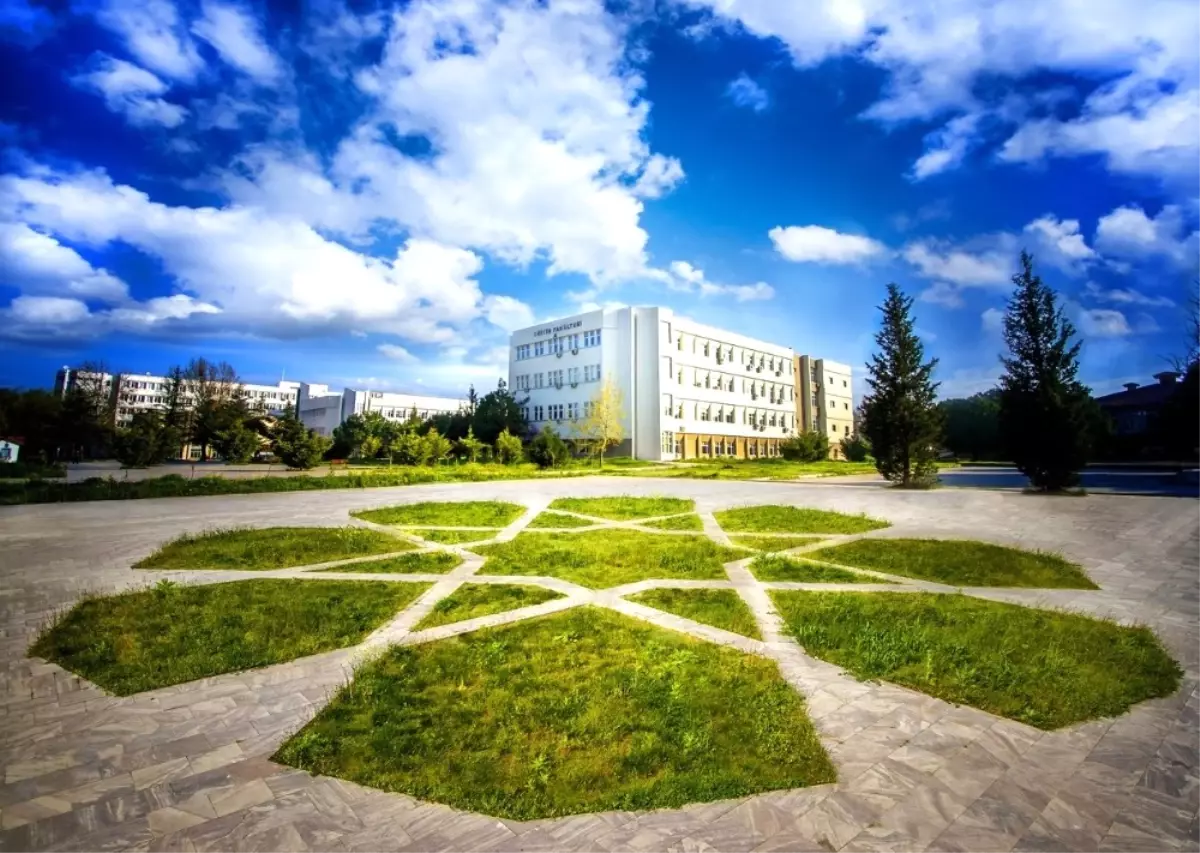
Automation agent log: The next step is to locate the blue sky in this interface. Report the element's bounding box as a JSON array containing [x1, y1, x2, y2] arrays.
[[1, 0, 1197, 401]]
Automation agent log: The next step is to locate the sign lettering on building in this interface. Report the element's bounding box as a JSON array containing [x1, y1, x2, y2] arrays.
[[532, 319, 583, 338]]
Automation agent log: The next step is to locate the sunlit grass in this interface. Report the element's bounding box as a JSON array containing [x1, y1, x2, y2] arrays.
[[641, 514, 705, 531], [548, 497, 695, 520], [414, 584, 564, 630], [314, 552, 461, 574], [715, 506, 889, 534], [408, 529, 500, 545], [352, 501, 526, 527], [750, 555, 880, 583], [771, 592, 1181, 729], [628, 588, 761, 639], [729, 535, 826, 552], [809, 538, 1098, 589], [526, 511, 595, 529], [134, 527, 411, 570], [274, 607, 834, 818], [31, 579, 429, 695]]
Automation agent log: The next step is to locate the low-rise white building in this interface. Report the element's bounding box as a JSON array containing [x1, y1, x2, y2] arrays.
[[111, 374, 300, 426], [508, 307, 804, 461], [297, 383, 466, 437]]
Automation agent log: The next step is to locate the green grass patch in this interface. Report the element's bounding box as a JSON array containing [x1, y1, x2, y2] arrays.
[[715, 506, 890, 534], [526, 511, 596, 529], [771, 592, 1181, 730], [415, 584, 564, 630], [475, 530, 744, 589], [808, 538, 1097, 589], [314, 552, 461, 575], [352, 501, 526, 527], [31, 579, 429, 695], [640, 514, 705, 531], [618, 459, 878, 481], [547, 496, 695, 520], [134, 527, 410, 570], [750, 555, 880, 584], [408, 529, 498, 545], [273, 607, 833, 818], [627, 589, 761, 639], [729, 535, 825, 552]]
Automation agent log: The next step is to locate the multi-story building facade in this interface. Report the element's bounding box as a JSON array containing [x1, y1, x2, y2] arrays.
[[796, 356, 855, 457], [297, 384, 465, 437], [508, 307, 807, 461]]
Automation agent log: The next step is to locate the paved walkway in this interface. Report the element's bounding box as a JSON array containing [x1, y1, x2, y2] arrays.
[[0, 479, 1196, 852]]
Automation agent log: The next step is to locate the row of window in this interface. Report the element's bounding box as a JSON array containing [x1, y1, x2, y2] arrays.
[[660, 432, 783, 458], [526, 401, 597, 423], [514, 329, 602, 361], [811, 367, 850, 391], [661, 395, 794, 431], [668, 328, 792, 376], [513, 365, 602, 391], [667, 362, 793, 402]]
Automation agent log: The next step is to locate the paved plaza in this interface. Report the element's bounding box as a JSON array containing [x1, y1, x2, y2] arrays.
[[1, 479, 1197, 852]]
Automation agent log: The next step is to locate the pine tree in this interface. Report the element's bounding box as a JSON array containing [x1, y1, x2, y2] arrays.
[[998, 252, 1094, 490], [860, 283, 942, 486]]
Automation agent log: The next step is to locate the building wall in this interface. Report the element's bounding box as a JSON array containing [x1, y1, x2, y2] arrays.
[[111, 374, 299, 427], [796, 356, 854, 458], [508, 307, 799, 461], [297, 383, 345, 437], [297, 384, 465, 438]]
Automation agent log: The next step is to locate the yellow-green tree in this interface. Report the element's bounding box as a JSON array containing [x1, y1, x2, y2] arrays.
[[575, 378, 626, 467]]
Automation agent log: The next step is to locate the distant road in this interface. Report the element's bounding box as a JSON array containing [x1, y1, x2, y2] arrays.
[[937, 466, 1199, 498]]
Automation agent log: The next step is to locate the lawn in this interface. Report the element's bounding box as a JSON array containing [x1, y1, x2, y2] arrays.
[[352, 501, 526, 527], [274, 607, 834, 818], [715, 506, 890, 534], [314, 552, 461, 575], [31, 579, 429, 695], [414, 584, 564, 630], [729, 535, 826, 552], [771, 592, 1182, 729], [548, 497, 696, 520], [808, 538, 1098, 589], [134, 527, 411, 570], [409, 529, 499, 545], [750, 555, 880, 584], [618, 459, 878, 481], [641, 514, 705, 531], [526, 511, 596, 529], [474, 530, 745, 588], [627, 588, 761, 639]]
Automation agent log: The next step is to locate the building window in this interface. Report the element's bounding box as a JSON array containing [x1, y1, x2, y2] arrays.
[[534, 373, 544, 389], [568, 367, 580, 384], [701, 439, 711, 457], [661, 431, 673, 454], [583, 329, 601, 347], [516, 344, 531, 360], [845, 425, 850, 435], [567, 402, 579, 420], [533, 405, 544, 421]]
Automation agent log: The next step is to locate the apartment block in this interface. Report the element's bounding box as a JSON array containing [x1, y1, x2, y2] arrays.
[[508, 307, 811, 461], [297, 384, 465, 437], [796, 356, 856, 458]]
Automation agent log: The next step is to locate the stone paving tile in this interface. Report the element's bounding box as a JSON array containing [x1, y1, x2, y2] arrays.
[[1, 479, 1197, 851]]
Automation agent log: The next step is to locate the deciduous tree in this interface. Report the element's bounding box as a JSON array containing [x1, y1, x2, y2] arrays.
[[574, 378, 625, 467]]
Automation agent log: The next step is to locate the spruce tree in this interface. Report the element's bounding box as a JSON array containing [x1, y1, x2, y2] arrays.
[[998, 251, 1094, 490], [860, 283, 943, 486]]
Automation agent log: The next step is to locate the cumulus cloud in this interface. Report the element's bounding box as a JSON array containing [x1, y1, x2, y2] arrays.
[[1082, 282, 1175, 308], [1094, 204, 1200, 266], [0, 165, 519, 342], [71, 54, 188, 128], [0, 222, 128, 302], [377, 343, 417, 362], [726, 74, 769, 111], [482, 294, 536, 332], [679, 0, 1200, 190], [981, 307, 1004, 333], [661, 260, 774, 301], [632, 154, 686, 199], [769, 225, 887, 264], [1077, 307, 1133, 338]]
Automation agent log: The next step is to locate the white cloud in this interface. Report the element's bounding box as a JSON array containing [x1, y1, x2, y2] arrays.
[[482, 294, 536, 332], [1021, 215, 1096, 274], [377, 343, 417, 362], [679, 0, 1200, 189], [1083, 281, 1175, 308], [1078, 307, 1132, 338], [632, 154, 686, 199], [94, 0, 203, 82], [8, 295, 91, 326], [903, 241, 1011, 287], [2, 292, 219, 340], [0, 222, 128, 302], [769, 225, 887, 264], [660, 260, 774, 301], [192, 0, 283, 83], [981, 307, 1004, 333], [0, 165, 525, 342], [1094, 204, 1199, 266], [71, 54, 188, 128], [726, 74, 769, 112]]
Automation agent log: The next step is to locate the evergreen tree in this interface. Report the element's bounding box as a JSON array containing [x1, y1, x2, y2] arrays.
[[998, 251, 1095, 490], [471, 380, 529, 444], [860, 283, 943, 486], [273, 412, 330, 470]]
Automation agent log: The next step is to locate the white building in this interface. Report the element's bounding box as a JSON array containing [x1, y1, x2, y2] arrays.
[[111, 374, 300, 427], [508, 307, 804, 461], [297, 384, 466, 437], [796, 356, 856, 456]]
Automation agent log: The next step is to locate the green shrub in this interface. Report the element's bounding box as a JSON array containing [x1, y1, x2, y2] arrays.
[[494, 428, 524, 464], [274, 418, 332, 470], [424, 428, 453, 465], [391, 432, 428, 465], [839, 433, 871, 462], [528, 425, 568, 469], [780, 430, 830, 462]]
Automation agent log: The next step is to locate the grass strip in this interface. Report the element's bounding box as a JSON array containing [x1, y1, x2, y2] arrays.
[[135, 526, 410, 570], [627, 588, 761, 639], [314, 552, 461, 574], [548, 497, 695, 520], [715, 506, 890, 534], [750, 555, 880, 583], [414, 584, 564, 630], [352, 501, 525, 527]]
